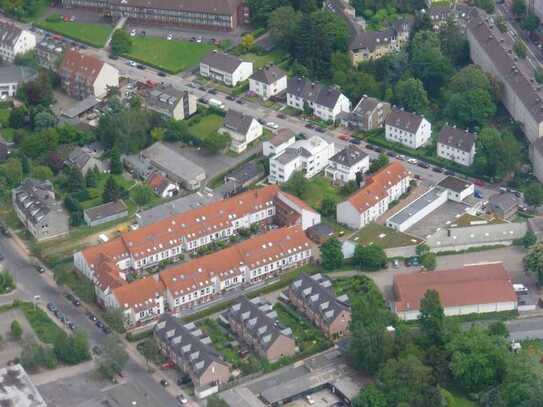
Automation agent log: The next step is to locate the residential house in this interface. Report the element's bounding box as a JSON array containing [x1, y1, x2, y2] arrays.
[[0, 65, 36, 98], [154, 315, 231, 389], [437, 176, 475, 202], [288, 273, 351, 339], [337, 161, 411, 229], [158, 226, 313, 313], [36, 35, 65, 70], [249, 65, 287, 100], [200, 52, 253, 87], [109, 277, 165, 327], [227, 296, 296, 362], [286, 77, 351, 122], [65, 145, 108, 175], [268, 136, 335, 183], [147, 171, 179, 198], [262, 128, 296, 157], [437, 126, 477, 167], [393, 263, 517, 320], [221, 161, 264, 196], [59, 49, 119, 99], [83, 200, 128, 227], [64, 0, 249, 32], [123, 154, 154, 180], [12, 179, 69, 241], [219, 110, 263, 153], [144, 86, 197, 120], [305, 223, 335, 244], [0, 21, 36, 63], [341, 95, 391, 131], [142, 142, 205, 191], [385, 109, 431, 149], [489, 192, 519, 219], [325, 145, 369, 184]]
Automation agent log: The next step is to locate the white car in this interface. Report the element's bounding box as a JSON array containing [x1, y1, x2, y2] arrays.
[[305, 395, 315, 405], [176, 394, 188, 405], [127, 60, 136, 67], [130, 29, 136, 37], [196, 36, 202, 43], [167, 32, 173, 40], [266, 122, 279, 129], [407, 158, 417, 164]]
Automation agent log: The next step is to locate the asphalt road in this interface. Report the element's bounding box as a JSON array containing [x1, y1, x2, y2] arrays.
[[0, 234, 179, 407], [508, 317, 543, 340]]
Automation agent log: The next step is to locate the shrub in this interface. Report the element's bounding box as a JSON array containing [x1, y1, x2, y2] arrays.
[[10, 320, 22, 340]]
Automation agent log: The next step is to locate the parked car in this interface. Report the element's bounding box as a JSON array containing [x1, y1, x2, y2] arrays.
[[35, 266, 45, 274], [92, 345, 102, 356], [386, 151, 395, 157], [277, 113, 286, 119], [47, 303, 57, 312], [130, 29, 136, 37], [167, 32, 173, 40], [236, 99, 244, 105], [418, 162, 430, 169], [305, 123, 314, 129], [160, 379, 169, 387], [315, 127, 326, 133], [208, 89, 218, 95], [109, 54, 119, 60], [350, 139, 361, 145], [432, 167, 443, 173], [474, 189, 483, 199], [67, 321, 76, 330], [127, 60, 136, 67], [513, 284, 529, 295], [96, 320, 104, 329], [136, 64, 145, 70], [405, 256, 420, 267], [177, 394, 188, 405], [177, 375, 191, 386], [157, 71, 167, 77], [86, 311, 97, 321], [266, 122, 279, 129], [102, 326, 112, 335], [444, 170, 455, 176], [407, 158, 417, 164], [226, 95, 235, 101]]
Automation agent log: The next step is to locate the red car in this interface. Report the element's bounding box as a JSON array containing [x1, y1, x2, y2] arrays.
[[161, 361, 175, 369], [474, 179, 485, 187], [339, 134, 351, 141]]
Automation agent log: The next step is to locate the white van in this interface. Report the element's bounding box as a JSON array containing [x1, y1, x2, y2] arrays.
[[513, 283, 528, 295]]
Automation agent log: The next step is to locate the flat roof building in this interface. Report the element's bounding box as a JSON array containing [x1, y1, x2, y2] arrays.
[[0, 364, 47, 407], [84, 200, 128, 227]]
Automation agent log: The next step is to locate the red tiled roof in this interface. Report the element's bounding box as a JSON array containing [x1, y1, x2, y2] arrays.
[[159, 225, 311, 296], [347, 161, 410, 213], [59, 49, 104, 82], [394, 263, 517, 312], [112, 277, 165, 310]]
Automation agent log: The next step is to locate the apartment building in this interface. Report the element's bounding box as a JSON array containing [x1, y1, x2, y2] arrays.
[[200, 52, 253, 87], [268, 136, 335, 183], [58, 49, 119, 99], [437, 126, 477, 166], [467, 9, 543, 180], [287, 273, 351, 339], [262, 128, 296, 157], [385, 109, 431, 149], [337, 161, 411, 229], [12, 179, 69, 241], [62, 0, 249, 31], [286, 77, 351, 122], [36, 35, 65, 70], [341, 95, 391, 131], [144, 86, 197, 121], [0, 65, 36, 98], [325, 145, 369, 183], [159, 226, 313, 313], [0, 21, 35, 63], [227, 296, 296, 362], [249, 65, 287, 100], [154, 315, 231, 389], [219, 110, 263, 153]]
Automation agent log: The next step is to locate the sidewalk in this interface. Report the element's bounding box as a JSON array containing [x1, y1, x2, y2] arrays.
[[30, 360, 95, 386]]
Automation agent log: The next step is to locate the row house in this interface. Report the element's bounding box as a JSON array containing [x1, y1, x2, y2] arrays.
[[159, 225, 313, 314], [437, 126, 477, 167], [0, 21, 35, 63], [200, 52, 253, 87], [287, 273, 351, 339], [385, 109, 432, 150], [337, 161, 411, 229], [154, 315, 231, 389], [226, 296, 296, 362], [58, 49, 119, 99], [286, 77, 351, 122]]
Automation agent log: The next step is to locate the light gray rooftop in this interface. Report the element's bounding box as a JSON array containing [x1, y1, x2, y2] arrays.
[[143, 142, 205, 183], [388, 187, 447, 226]]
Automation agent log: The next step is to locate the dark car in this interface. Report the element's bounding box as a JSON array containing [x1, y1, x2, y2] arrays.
[[109, 54, 119, 60], [386, 151, 395, 157], [417, 162, 430, 169], [177, 375, 191, 386], [102, 326, 112, 335], [405, 256, 420, 267], [136, 64, 145, 70], [96, 320, 104, 329], [65, 293, 75, 303], [366, 144, 375, 151], [72, 297, 81, 307], [198, 86, 207, 92], [235, 99, 244, 105], [349, 138, 361, 145], [87, 311, 97, 321], [47, 303, 57, 312], [432, 167, 443, 173], [67, 321, 76, 330], [257, 118, 266, 125], [92, 345, 103, 356], [305, 123, 314, 129], [157, 71, 167, 77], [374, 147, 383, 153], [208, 89, 218, 95], [160, 379, 169, 387], [296, 133, 307, 140], [444, 170, 455, 176], [277, 113, 286, 119], [36, 266, 46, 274], [226, 95, 235, 101]]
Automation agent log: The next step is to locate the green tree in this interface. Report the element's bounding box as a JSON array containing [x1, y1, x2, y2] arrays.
[[488, 321, 509, 337], [64, 166, 85, 192], [522, 13, 540, 32], [512, 0, 527, 18], [150, 127, 166, 142], [132, 184, 154, 207], [9, 105, 29, 128], [520, 230, 538, 248], [352, 384, 387, 407], [109, 146, 122, 175], [524, 183, 543, 206], [319, 197, 336, 217], [102, 176, 126, 203], [525, 243, 543, 284], [282, 171, 309, 197], [474, 127, 520, 179], [420, 252, 436, 270], [475, 0, 495, 13], [202, 132, 231, 153], [496, 15, 508, 32], [104, 308, 126, 333], [369, 153, 389, 173], [1, 158, 23, 187], [85, 167, 99, 188], [444, 88, 496, 128], [33, 111, 56, 130], [394, 78, 428, 114], [17, 72, 53, 106], [320, 237, 344, 270], [10, 320, 22, 340], [164, 120, 190, 142], [447, 327, 509, 393], [97, 335, 129, 378], [268, 6, 302, 51], [439, 17, 469, 66], [31, 165, 53, 180], [499, 349, 543, 406], [54, 330, 91, 365], [418, 289, 445, 346], [353, 244, 387, 271], [207, 395, 229, 407], [514, 39, 527, 59], [110, 29, 133, 55], [21, 155, 30, 175]]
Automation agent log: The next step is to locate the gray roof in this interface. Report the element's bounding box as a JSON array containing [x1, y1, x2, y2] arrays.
[[289, 273, 350, 325], [306, 223, 335, 238], [287, 77, 345, 109], [0, 364, 47, 407], [225, 160, 262, 185], [534, 137, 543, 157], [201, 52, 243, 74], [143, 142, 205, 183], [425, 5, 452, 20], [0, 65, 36, 85], [353, 95, 379, 116], [111, 0, 243, 15], [438, 176, 473, 193], [0, 21, 23, 48], [136, 189, 219, 226], [437, 126, 476, 153], [13, 179, 63, 226], [250, 65, 286, 85], [62, 95, 101, 119], [223, 109, 255, 135], [80, 382, 160, 407], [350, 30, 394, 52], [489, 192, 518, 212], [388, 187, 446, 226], [145, 86, 191, 116], [385, 109, 424, 133], [268, 128, 295, 146], [329, 145, 367, 167], [275, 148, 300, 165], [123, 154, 154, 179], [467, 8, 543, 123], [227, 296, 292, 352], [84, 200, 127, 222], [154, 314, 228, 379]]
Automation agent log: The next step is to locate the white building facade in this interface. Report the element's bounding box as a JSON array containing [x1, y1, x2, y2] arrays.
[[0, 22, 36, 63], [325, 145, 369, 183], [385, 110, 431, 149], [200, 52, 253, 87], [249, 65, 287, 100], [437, 126, 477, 167]]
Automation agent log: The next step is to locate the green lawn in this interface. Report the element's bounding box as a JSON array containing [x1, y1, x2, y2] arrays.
[[0, 108, 10, 128], [124, 36, 213, 73], [441, 388, 476, 407], [35, 20, 113, 48], [296, 176, 342, 210], [451, 213, 505, 228], [333, 275, 380, 300], [353, 223, 422, 249], [240, 51, 287, 69], [188, 114, 224, 140]]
